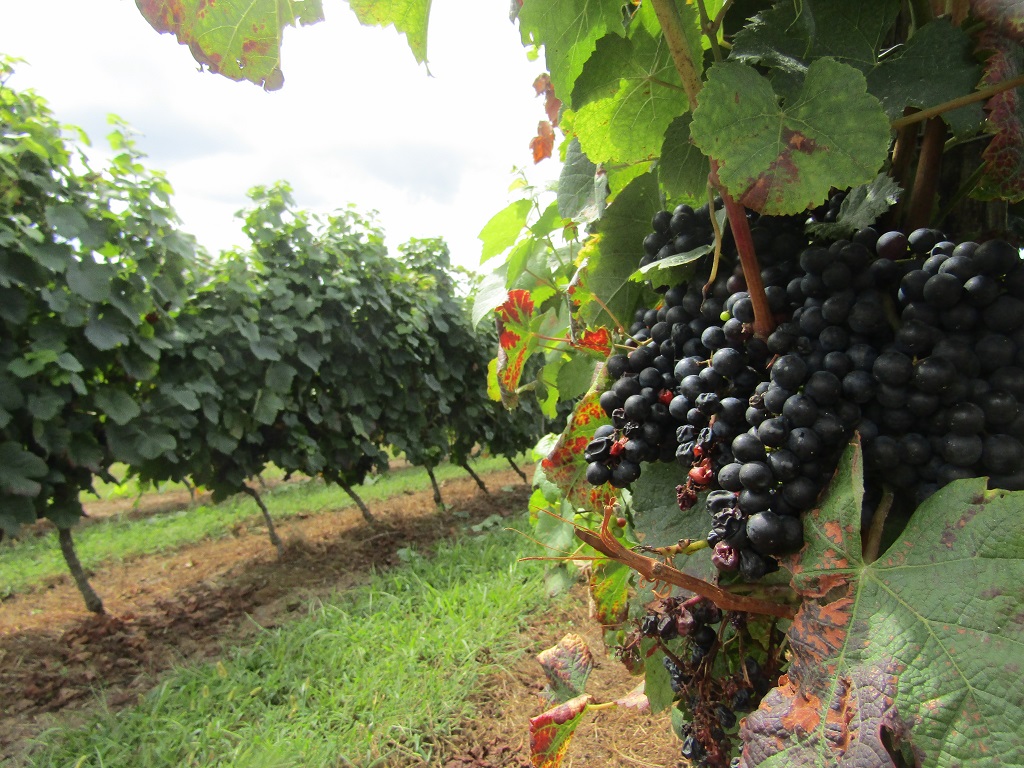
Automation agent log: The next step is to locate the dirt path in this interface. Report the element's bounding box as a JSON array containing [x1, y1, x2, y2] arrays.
[[0, 469, 680, 766]]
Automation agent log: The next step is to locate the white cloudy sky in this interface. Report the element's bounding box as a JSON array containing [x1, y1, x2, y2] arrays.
[[0, 0, 560, 271]]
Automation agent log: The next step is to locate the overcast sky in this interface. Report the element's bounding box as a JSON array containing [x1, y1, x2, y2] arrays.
[[0, 0, 560, 271]]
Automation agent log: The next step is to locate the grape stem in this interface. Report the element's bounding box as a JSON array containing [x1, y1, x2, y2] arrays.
[[891, 73, 1024, 130], [905, 116, 947, 232], [575, 503, 798, 620], [713, 163, 776, 338]]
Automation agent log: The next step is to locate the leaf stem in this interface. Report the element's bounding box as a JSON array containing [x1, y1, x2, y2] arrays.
[[694, 0, 725, 61], [890, 73, 1024, 131]]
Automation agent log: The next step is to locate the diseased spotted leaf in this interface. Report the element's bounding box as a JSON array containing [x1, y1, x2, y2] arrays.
[[135, 0, 325, 90], [690, 59, 890, 215], [495, 289, 537, 407], [541, 389, 616, 515], [348, 0, 431, 64], [590, 559, 630, 626], [613, 681, 649, 711], [518, 0, 626, 103], [537, 633, 594, 703], [741, 441, 1024, 767], [975, 30, 1024, 201], [529, 693, 593, 768]]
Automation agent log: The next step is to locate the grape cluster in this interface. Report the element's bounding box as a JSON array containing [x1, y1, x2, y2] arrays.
[[629, 597, 777, 768], [585, 201, 1024, 582]]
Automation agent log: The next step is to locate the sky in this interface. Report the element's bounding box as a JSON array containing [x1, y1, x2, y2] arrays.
[[0, 0, 561, 272]]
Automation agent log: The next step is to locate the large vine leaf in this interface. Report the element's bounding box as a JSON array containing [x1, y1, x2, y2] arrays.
[[134, 0, 325, 90], [557, 138, 605, 223], [576, 173, 660, 328], [348, 0, 432, 64], [690, 59, 891, 215], [730, 0, 900, 75], [571, 27, 692, 166], [517, 0, 626, 103], [590, 559, 630, 626], [805, 173, 902, 239], [864, 19, 984, 137], [974, 30, 1024, 202], [741, 442, 1024, 767], [480, 200, 533, 264], [0, 442, 48, 497]]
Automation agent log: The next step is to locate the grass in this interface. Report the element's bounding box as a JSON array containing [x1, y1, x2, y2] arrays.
[[0, 456, 521, 598], [22, 520, 550, 768]]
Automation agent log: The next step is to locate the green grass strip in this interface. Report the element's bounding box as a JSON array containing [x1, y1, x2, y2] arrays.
[[0, 457, 521, 598], [24, 521, 548, 768]]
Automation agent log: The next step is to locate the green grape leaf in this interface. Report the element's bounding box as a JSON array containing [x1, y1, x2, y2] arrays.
[[690, 59, 890, 215], [479, 199, 532, 264], [555, 353, 597, 401], [805, 173, 901, 239], [577, 173, 660, 328], [629, 462, 717, 583], [84, 316, 131, 351], [265, 362, 298, 393], [347, 0, 431, 64], [541, 389, 616, 515], [572, 28, 691, 166], [537, 633, 595, 703], [629, 244, 711, 289], [27, 392, 64, 421], [730, 0, 900, 75], [135, 0, 325, 90], [659, 113, 711, 201], [742, 442, 1024, 766], [865, 19, 984, 137], [529, 693, 593, 768], [66, 260, 114, 303], [44, 204, 90, 241], [168, 387, 201, 411], [470, 270, 509, 328], [590, 559, 630, 626], [95, 388, 142, 426], [0, 495, 36, 537], [518, 0, 626, 103], [558, 138, 604, 223], [642, 637, 675, 714], [0, 442, 48, 497], [975, 31, 1024, 202]]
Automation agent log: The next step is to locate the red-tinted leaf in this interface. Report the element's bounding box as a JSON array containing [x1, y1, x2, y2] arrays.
[[529, 693, 593, 768], [135, 0, 324, 90], [531, 121, 557, 163], [971, 0, 1024, 39], [495, 290, 536, 407], [534, 73, 563, 126], [975, 31, 1024, 202], [574, 328, 612, 356], [541, 390, 616, 514], [613, 681, 649, 712], [537, 633, 594, 703]]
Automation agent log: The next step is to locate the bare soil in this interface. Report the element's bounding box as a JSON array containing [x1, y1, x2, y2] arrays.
[[0, 469, 680, 767]]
